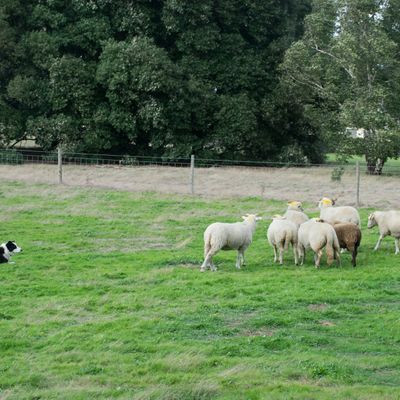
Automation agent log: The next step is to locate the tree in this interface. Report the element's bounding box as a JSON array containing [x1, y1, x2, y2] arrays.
[[1, 0, 319, 161], [160, 0, 317, 160], [281, 0, 400, 173]]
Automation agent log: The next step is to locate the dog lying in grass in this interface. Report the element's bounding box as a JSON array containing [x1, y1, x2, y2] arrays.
[[0, 241, 22, 264]]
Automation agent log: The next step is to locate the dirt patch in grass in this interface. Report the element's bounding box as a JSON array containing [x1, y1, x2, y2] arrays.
[[240, 327, 275, 337], [319, 320, 336, 327], [308, 303, 329, 312], [0, 163, 398, 207]]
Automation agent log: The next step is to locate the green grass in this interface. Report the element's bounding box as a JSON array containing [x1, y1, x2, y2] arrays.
[[326, 153, 400, 168], [0, 182, 399, 399]]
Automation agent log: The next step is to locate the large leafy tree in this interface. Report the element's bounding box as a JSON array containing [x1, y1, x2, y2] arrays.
[[0, 0, 113, 151], [1, 0, 319, 161], [161, 0, 319, 160], [281, 0, 400, 173]]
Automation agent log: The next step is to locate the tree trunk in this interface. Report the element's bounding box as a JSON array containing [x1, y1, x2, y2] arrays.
[[366, 156, 377, 174], [374, 158, 384, 175], [365, 156, 385, 175]]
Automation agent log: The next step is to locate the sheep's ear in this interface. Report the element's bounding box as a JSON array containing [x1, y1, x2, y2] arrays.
[[256, 216, 262, 221], [242, 216, 247, 220]]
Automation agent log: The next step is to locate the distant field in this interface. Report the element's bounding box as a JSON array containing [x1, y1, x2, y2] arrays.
[[326, 153, 400, 168], [0, 182, 399, 399]]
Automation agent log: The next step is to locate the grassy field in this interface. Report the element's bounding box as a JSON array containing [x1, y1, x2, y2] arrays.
[[326, 153, 400, 168], [0, 182, 399, 400]]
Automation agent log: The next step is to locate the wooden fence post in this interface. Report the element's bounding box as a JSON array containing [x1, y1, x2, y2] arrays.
[[190, 154, 195, 194], [58, 146, 63, 184], [356, 161, 360, 207]]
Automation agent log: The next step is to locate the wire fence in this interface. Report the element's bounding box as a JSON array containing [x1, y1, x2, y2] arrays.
[[1, 147, 400, 172], [0, 148, 399, 208]]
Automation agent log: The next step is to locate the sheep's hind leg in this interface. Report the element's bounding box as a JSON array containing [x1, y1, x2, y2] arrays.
[[278, 244, 284, 265], [335, 250, 341, 267], [351, 248, 357, 267], [209, 260, 217, 271], [297, 244, 305, 265], [293, 244, 298, 266], [395, 238, 399, 255], [315, 250, 323, 268], [240, 250, 246, 266], [236, 251, 241, 269], [238, 249, 246, 266], [273, 245, 278, 263], [201, 249, 217, 272]]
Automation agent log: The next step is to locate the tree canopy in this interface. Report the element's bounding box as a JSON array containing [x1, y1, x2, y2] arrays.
[[2, 0, 399, 167], [281, 0, 400, 173], [1, 0, 326, 161]]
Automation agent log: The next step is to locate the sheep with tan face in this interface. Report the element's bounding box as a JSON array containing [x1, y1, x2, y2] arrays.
[[318, 197, 360, 227], [284, 201, 309, 229]]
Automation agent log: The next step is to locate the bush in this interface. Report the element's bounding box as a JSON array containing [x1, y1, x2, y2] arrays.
[[277, 144, 309, 166], [331, 166, 345, 181]]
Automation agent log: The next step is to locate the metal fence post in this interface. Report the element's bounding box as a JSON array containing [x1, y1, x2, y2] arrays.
[[58, 146, 63, 184], [356, 161, 360, 207], [190, 154, 195, 194]]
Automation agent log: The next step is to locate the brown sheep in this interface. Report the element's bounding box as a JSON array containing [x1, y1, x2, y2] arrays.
[[332, 223, 362, 267]]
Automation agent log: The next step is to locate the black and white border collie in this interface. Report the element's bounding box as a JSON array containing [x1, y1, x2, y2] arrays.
[[0, 241, 22, 263]]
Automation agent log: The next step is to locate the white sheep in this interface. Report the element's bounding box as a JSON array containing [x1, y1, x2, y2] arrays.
[[367, 211, 400, 255], [298, 218, 341, 268], [284, 201, 309, 228], [200, 214, 261, 272], [267, 215, 298, 265], [318, 197, 360, 227]]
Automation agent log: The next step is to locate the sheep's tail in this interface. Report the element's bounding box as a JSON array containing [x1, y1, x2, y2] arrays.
[[283, 232, 292, 250], [283, 235, 290, 250], [326, 242, 335, 265], [329, 234, 341, 266]]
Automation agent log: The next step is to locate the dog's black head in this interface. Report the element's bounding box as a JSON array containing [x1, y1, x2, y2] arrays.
[[5, 241, 22, 253], [6, 241, 17, 252]]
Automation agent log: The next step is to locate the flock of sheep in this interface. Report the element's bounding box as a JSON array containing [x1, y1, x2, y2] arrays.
[[200, 198, 400, 271]]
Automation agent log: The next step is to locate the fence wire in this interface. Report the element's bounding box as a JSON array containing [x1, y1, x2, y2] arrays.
[[1, 148, 399, 172], [0, 148, 399, 208]]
